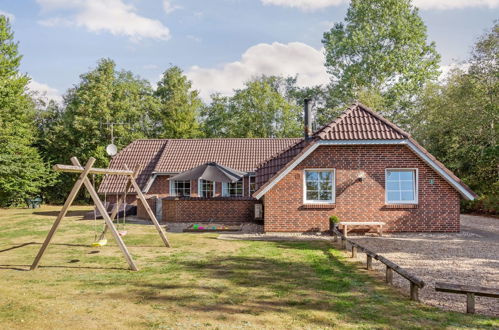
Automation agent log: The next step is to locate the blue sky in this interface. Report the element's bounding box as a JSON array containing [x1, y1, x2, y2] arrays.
[[0, 0, 497, 102]]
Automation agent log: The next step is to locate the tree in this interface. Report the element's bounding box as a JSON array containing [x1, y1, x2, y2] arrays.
[[413, 23, 498, 213], [152, 66, 202, 138], [322, 0, 440, 127], [38, 59, 156, 202], [201, 76, 303, 138], [0, 15, 54, 206]]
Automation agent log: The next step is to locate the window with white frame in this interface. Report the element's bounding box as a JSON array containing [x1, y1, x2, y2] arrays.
[[385, 169, 417, 204], [171, 180, 191, 197], [248, 175, 256, 195], [304, 170, 335, 203], [222, 178, 243, 197], [199, 179, 214, 198]]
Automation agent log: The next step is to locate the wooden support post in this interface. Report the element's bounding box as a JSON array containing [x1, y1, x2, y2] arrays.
[[344, 224, 348, 238], [72, 158, 139, 271], [31, 157, 96, 270], [366, 255, 373, 270], [410, 282, 419, 301], [466, 293, 475, 314], [385, 266, 393, 284], [351, 245, 357, 258], [341, 236, 346, 250], [127, 165, 171, 248]]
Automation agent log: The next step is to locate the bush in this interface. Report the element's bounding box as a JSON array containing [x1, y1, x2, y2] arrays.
[[329, 215, 340, 225]]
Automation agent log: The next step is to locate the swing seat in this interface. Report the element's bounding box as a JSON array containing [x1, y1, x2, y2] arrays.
[[91, 239, 108, 247], [118, 230, 127, 237]]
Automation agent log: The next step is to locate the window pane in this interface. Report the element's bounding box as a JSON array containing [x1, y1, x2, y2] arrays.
[[387, 171, 399, 180], [306, 171, 318, 181], [319, 171, 332, 181], [319, 191, 332, 201], [400, 180, 414, 190], [306, 181, 319, 190], [319, 181, 332, 191], [399, 171, 414, 180], [387, 191, 400, 201], [400, 191, 414, 201], [386, 181, 399, 190], [307, 191, 319, 200]]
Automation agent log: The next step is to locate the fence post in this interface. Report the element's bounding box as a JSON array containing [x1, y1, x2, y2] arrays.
[[351, 245, 357, 258], [385, 266, 393, 284], [410, 282, 419, 301], [366, 255, 373, 270], [341, 236, 346, 250], [466, 293, 475, 314]]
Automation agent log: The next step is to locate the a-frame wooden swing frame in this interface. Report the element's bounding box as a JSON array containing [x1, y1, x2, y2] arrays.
[[30, 157, 171, 271]]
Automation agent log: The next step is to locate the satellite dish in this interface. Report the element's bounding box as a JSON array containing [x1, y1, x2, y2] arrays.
[[106, 143, 118, 156]]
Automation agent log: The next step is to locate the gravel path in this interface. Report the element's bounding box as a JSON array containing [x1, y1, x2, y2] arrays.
[[348, 215, 499, 316]]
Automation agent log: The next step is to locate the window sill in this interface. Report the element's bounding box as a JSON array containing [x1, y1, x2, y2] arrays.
[[383, 204, 418, 209], [300, 204, 336, 209]]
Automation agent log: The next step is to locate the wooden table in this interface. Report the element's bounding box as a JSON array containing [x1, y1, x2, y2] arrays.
[[338, 221, 385, 237]]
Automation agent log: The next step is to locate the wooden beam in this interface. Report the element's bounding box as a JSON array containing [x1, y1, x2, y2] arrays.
[[72, 158, 139, 271], [31, 157, 96, 270], [435, 282, 499, 298], [127, 165, 171, 248], [53, 164, 134, 176]]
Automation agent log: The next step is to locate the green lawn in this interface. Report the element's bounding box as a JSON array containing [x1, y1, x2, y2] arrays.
[[0, 206, 497, 329]]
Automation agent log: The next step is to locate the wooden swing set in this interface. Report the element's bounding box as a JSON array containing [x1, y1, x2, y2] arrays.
[[30, 157, 171, 271]]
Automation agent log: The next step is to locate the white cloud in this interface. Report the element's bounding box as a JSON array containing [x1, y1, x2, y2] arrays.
[[28, 79, 63, 104], [36, 0, 170, 41], [0, 10, 15, 21], [186, 42, 329, 101], [162, 0, 181, 14], [261, 0, 499, 10]]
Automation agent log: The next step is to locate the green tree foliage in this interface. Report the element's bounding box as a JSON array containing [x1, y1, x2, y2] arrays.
[[152, 66, 202, 138], [37, 59, 156, 202], [413, 23, 498, 213], [0, 16, 54, 206], [201, 76, 303, 138], [322, 0, 440, 126]]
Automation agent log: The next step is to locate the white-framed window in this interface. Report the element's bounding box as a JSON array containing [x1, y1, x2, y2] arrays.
[[248, 175, 256, 195], [198, 179, 214, 198], [303, 169, 335, 204], [170, 180, 191, 197], [385, 169, 418, 204], [222, 178, 244, 197]]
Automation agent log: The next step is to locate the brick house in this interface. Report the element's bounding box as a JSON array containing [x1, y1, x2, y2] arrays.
[[99, 102, 476, 232]]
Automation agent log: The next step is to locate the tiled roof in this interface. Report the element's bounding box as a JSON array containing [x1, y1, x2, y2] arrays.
[[98, 139, 168, 194], [154, 139, 301, 173], [99, 138, 300, 193], [314, 103, 409, 140]]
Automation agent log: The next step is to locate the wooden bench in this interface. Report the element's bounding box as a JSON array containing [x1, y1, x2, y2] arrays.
[[338, 221, 385, 237], [435, 282, 499, 314]]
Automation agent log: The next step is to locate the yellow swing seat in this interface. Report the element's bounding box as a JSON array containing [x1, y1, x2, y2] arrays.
[[91, 238, 108, 247]]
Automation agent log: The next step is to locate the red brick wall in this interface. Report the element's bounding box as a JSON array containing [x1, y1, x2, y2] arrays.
[[263, 145, 461, 233], [137, 197, 157, 220], [162, 198, 258, 222]]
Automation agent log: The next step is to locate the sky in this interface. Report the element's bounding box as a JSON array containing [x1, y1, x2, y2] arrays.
[[0, 0, 498, 103]]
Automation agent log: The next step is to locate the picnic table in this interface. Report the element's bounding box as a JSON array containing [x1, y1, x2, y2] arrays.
[[338, 221, 385, 237]]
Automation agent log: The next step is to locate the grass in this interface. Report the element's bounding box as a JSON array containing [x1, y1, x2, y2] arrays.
[[0, 206, 497, 329]]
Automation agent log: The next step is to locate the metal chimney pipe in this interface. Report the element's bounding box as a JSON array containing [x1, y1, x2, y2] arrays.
[[304, 98, 312, 139]]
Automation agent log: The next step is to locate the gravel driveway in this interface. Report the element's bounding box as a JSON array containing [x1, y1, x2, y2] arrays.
[[349, 214, 499, 317]]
